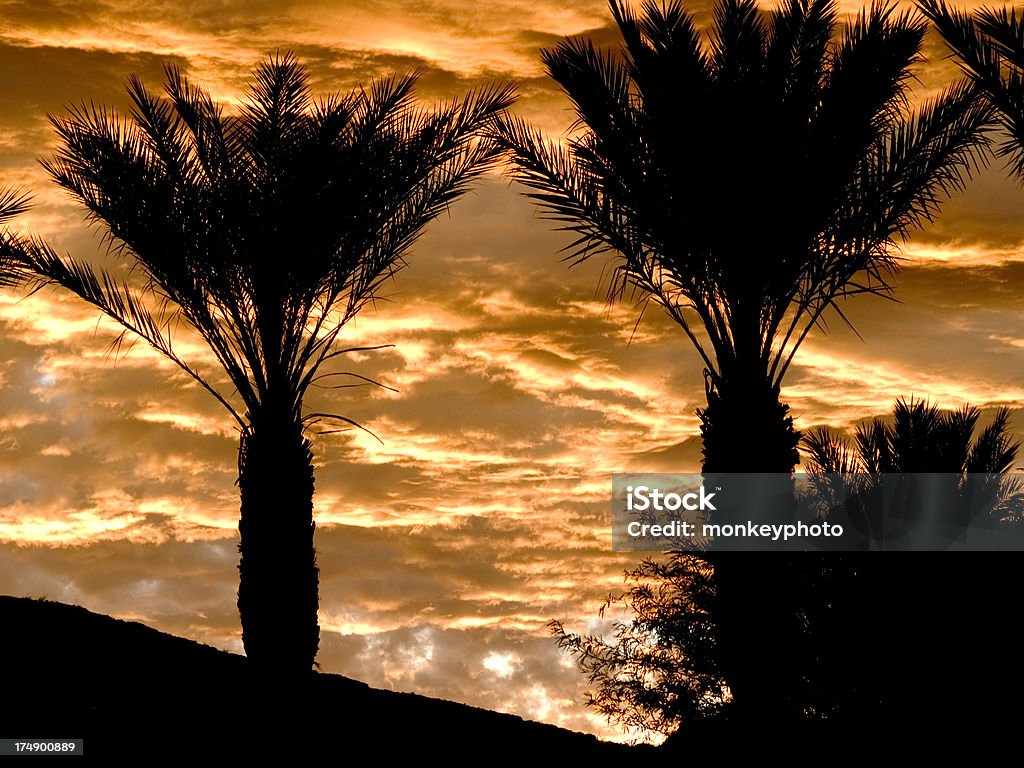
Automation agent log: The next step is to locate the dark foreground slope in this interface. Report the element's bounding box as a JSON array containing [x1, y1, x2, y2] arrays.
[[0, 596, 648, 760]]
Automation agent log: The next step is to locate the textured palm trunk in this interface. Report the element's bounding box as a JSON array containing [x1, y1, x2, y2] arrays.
[[237, 401, 320, 681], [698, 370, 805, 720]]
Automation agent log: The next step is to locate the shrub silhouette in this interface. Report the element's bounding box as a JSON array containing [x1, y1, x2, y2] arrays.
[[550, 553, 724, 739], [555, 400, 1022, 739]]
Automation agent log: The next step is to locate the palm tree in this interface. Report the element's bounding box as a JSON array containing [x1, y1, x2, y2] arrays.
[[802, 398, 1023, 727], [920, 0, 1024, 179], [805, 397, 1020, 475], [13, 53, 514, 680], [804, 397, 1022, 536], [496, 0, 991, 719]]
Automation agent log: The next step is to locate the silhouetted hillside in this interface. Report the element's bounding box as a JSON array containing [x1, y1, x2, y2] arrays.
[[0, 596, 649, 759]]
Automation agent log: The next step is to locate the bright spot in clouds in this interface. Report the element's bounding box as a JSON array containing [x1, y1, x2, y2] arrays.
[[482, 651, 521, 678]]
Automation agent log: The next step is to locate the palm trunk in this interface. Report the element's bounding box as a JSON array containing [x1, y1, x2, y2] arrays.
[[237, 400, 320, 681], [698, 370, 805, 720]]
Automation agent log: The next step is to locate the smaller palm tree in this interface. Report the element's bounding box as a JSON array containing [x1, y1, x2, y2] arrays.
[[805, 397, 1019, 474], [803, 396, 1024, 727], [555, 399, 1022, 740], [803, 397, 1023, 536]]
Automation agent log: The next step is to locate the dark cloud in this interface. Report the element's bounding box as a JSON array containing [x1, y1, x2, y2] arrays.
[[0, 41, 189, 176], [910, 163, 1024, 249]]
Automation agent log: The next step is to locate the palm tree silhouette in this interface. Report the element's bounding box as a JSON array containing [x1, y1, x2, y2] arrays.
[[496, 0, 991, 719], [801, 398, 1023, 726], [921, 0, 1024, 179], [804, 397, 1019, 475], [804, 397, 1022, 540], [15, 54, 514, 679]]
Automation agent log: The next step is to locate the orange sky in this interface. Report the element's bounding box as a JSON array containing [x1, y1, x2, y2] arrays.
[[2, 0, 1024, 742]]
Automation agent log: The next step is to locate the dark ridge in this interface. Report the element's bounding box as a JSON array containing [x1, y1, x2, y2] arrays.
[[0, 596, 651, 759]]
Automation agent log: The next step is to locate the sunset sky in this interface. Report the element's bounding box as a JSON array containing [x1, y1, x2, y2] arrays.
[[2, 0, 1024, 742]]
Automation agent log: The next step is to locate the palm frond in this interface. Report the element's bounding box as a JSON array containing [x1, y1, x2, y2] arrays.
[[968, 407, 1021, 474], [711, 0, 767, 82], [766, 0, 837, 103], [16, 237, 246, 425], [615, 0, 710, 112], [0, 187, 32, 288], [239, 51, 313, 171], [921, 0, 1024, 177], [863, 80, 993, 240], [802, 426, 862, 474], [0, 187, 31, 225], [543, 36, 634, 140], [855, 418, 892, 474], [975, 6, 1024, 71]]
